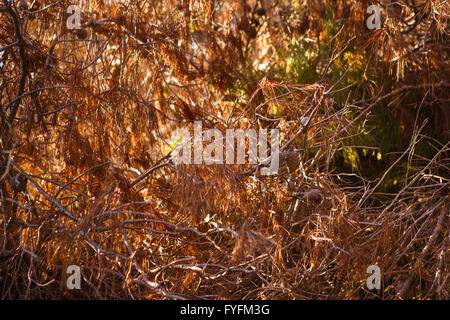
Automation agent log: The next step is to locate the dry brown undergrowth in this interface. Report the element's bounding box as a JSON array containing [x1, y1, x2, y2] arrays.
[[0, 0, 448, 299]]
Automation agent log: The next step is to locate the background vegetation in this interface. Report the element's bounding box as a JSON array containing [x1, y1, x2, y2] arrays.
[[0, 0, 448, 299]]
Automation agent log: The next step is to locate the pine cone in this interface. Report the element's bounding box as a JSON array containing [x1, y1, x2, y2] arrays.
[[293, 189, 323, 202]]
